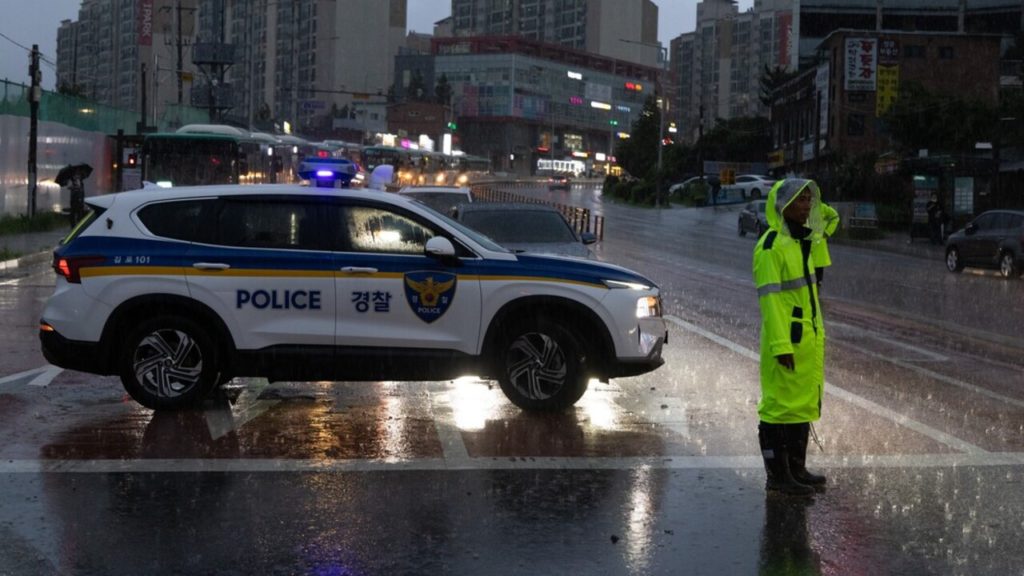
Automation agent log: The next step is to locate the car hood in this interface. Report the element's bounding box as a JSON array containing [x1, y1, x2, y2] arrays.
[[503, 242, 594, 259], [513, 253, 658, 288]]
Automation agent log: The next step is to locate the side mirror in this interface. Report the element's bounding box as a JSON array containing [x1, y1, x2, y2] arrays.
[[580, 232, 598, 245], [965, 222, 978, 235], [425, 236, 456, 258]]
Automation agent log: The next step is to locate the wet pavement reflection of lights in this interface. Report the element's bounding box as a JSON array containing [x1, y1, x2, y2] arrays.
[[448, 376, 500, 431], [624, 465, 655, 574], [577, 380, 618, 430]]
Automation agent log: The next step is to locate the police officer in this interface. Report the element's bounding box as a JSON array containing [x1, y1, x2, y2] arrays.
[[753, 178, 828, 496], [812, 201, 840, 285]]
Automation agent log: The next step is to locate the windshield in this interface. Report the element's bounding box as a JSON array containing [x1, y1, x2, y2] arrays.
[[459, 210, 578, 244]]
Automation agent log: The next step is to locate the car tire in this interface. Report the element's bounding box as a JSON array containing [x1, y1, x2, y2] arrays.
[[999, 252, 1019, 278], [738, 219, 747, 237], [755, 221, 764, 237], [118, 315, 219, 410], [945, 247, 964, 273], [751, 189, 761, 199], [496, 318, 589, 412]]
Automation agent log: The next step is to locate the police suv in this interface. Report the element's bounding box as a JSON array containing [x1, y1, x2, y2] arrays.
[[40, 184, 667, 411]]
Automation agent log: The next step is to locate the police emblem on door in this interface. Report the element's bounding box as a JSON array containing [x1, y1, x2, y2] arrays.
[[404, 271, 457, 323]]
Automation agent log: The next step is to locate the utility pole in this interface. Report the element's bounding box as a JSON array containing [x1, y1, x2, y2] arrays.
[[28, 44, 41, 217], [176, 0, 184, 104]]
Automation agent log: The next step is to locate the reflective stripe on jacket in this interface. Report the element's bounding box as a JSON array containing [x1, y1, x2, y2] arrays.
[[753, 179, 825, 423]]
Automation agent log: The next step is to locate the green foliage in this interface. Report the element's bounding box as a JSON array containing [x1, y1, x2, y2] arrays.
[[700, 116, 772, 163], [434, 73, 453, 106], [882, 82, 998, 154], [759, 65, 799, 107], [614, 96, 661, 182], [0, 211, 69, 236], [672, 181, 709, 207]]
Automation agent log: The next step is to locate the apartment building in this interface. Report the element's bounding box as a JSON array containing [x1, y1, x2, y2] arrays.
[[451, 0, 661, 68]]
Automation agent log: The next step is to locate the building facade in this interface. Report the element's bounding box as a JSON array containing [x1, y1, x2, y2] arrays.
[[670, 0, 1023, 144], [392, 35, 662, 176], [56, 0, 201, 122], [450, 0, 661, 68]]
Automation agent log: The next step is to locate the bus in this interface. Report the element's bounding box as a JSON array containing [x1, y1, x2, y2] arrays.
[[141, 124, 279, 187]]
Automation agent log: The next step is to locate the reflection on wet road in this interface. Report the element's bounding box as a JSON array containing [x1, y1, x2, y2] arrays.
[[2, 185, 1023, 574]]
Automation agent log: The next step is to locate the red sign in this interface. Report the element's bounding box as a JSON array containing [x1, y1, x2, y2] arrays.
[[138, 0, 153, 46], [777, 12, 793, 67]]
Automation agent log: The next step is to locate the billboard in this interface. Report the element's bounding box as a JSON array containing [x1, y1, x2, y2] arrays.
[[138, 0, 153, 46], [845, 38, 877, 92], [777, 12, 793, 68]]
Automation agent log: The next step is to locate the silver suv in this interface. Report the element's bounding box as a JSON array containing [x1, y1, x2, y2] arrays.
[[40, 185, 667, 411]]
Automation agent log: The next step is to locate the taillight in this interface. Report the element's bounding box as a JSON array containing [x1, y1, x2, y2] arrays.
[[53, 255, 106, 283]]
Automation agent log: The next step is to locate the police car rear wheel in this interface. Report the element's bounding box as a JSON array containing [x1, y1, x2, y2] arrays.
[[497, 319, 588, 412], [119, 316, 219, 410]]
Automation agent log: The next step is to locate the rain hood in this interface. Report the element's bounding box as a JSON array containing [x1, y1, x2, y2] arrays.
[[765, 178, 825, 240]]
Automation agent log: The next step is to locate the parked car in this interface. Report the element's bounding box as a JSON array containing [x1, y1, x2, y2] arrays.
[[453, 202, 597, 259], [944, 209, 1024, 278], [738, 200, 769, 237], [398, 185, 473, 216], [548, 174, 572, 191], [723, 174, 777, 200], [39, 185, 666, 412]]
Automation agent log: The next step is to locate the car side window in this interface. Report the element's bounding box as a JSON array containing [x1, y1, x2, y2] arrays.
[[137, 199, 215, 242], [215, 198, 324, 250], [342, 205, 436, 254], [973, 214, 995, 230]]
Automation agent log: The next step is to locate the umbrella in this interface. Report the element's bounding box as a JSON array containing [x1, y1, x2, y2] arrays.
[[55, 163, 93, 187]]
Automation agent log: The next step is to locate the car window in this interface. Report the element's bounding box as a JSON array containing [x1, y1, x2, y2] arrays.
[[215, 198, 324, 251], [342, 205, 436, 254], [461, 210, 577, 244], [972, 213, 996, 230], [137, 199, 215, 242], [1010, 214, 1024, 230], [991, 213, 1014, 230]]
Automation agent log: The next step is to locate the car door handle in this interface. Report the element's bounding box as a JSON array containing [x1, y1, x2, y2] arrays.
[[341, 266, 378, 274], [192, 262, 231, 270]]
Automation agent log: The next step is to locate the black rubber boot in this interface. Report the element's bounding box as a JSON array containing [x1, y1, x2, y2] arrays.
[[758, 422, 814, 497], [788, 423, 826, 490]]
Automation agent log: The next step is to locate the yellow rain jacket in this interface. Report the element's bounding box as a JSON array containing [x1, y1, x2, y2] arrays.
[[811, 202, 840, 270], [753, 179, 826, 423]]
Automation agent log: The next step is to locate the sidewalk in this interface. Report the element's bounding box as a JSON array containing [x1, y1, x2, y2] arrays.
[[0, 229, 68, 273]]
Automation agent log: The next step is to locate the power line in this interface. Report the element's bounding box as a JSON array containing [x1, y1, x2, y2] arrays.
[[0, 30, 57, 67]]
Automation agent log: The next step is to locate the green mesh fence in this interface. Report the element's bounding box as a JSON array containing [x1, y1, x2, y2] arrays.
[[0, 80, 211, 133]]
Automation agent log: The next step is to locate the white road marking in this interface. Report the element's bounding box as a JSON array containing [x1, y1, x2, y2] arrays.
[[663, 315, 989, 455], [207, 378, 280, 440], [2, 452, 1022, 474], [829, 320, 949, 362], [430, 389, 471, 462], [0, 365, 63, 388]]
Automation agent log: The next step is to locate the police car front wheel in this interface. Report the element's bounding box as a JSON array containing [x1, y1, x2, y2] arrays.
[[118, 316, 220, 410], [497, 319, 589, 412]]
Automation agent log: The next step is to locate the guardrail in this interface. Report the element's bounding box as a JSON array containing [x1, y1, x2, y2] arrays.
[[470, 183, 605, 240]]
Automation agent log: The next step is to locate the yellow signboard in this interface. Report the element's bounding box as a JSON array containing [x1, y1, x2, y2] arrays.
[[876, 65, 899, 116]]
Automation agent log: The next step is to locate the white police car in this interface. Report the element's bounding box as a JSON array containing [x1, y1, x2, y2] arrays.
[[40, 184, 667, 411]]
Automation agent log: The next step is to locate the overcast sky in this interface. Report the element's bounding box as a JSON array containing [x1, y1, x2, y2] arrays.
[[0, 0, 751, 90]]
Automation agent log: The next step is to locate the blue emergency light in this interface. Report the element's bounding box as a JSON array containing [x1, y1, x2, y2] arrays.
[[297, 157, 357, 188]]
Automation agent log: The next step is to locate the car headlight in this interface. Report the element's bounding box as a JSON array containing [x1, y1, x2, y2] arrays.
[[636, 295, 661, 318], [603, 279, 652, 290]]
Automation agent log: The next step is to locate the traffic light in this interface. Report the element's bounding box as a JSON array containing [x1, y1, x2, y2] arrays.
[[609, 119, 618, 126], [126, 153, 138, 167], [447, 121, 457, 131]]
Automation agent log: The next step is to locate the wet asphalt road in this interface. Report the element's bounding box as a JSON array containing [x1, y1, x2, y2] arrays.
[[1, 183, 1023, 575]]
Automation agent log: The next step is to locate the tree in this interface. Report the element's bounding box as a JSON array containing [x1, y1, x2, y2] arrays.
[[883, 82, 998, 154], [759, 65, 798, 107], [407, 70, 427, 102], [57, 82, 87, 99], [615, 95, 661, 180], [434, 73, 453, 106], [700, 116, 772, 162]]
